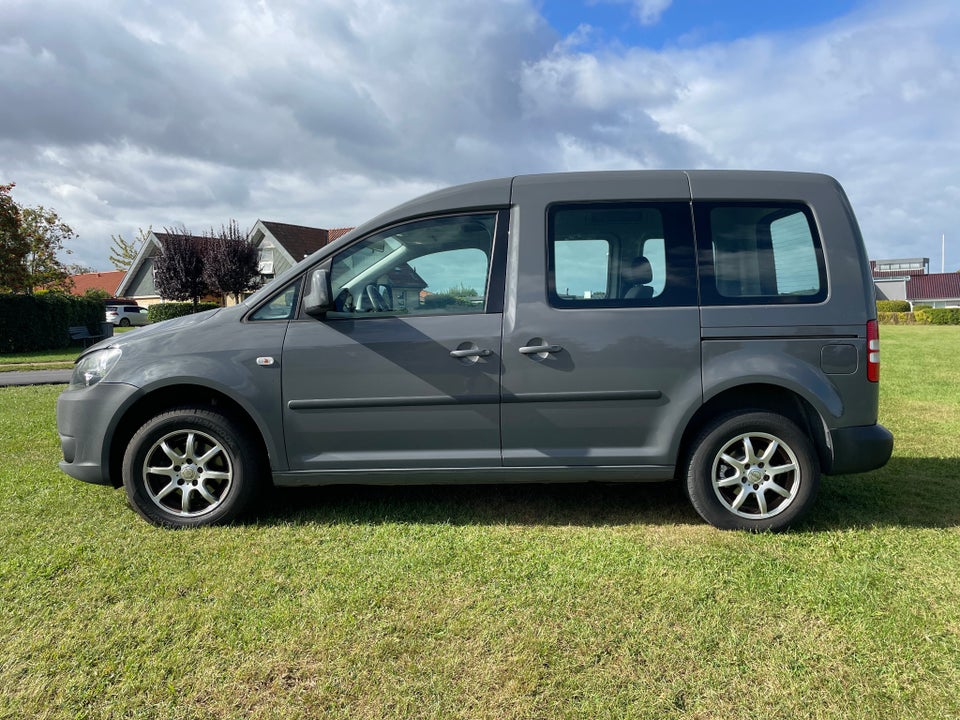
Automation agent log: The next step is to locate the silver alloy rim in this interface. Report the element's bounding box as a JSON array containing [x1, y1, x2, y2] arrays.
[[142, 429, 233, 517], [711, 431, 800, 519]]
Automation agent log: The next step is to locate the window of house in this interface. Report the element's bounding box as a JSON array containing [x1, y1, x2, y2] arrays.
[[697, 203, 826, 305]]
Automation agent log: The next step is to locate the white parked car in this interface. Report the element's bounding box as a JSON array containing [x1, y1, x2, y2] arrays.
[[105, 305, 150, 327]]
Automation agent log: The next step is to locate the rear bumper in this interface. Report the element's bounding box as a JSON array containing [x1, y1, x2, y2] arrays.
[[826, 423, 894, 475]]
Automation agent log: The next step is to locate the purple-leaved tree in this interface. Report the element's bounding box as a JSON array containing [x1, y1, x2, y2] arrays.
[[153, 226, 209, 309], [202, 220, 261, 304]]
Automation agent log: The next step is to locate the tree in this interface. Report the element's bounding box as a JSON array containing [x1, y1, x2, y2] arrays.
[[67, 263, 97, 275], [152, 226, 210, 308], [19, 206, 75, 293], [109, 226, 151, 271], [0, 183, 29, 293], [83, 287, 110, 301], [0, 186, 75, 294], [202, 220, 261, 303]]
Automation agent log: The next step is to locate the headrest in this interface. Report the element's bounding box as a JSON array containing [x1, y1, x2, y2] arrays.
[[625, 256, 653, 284]]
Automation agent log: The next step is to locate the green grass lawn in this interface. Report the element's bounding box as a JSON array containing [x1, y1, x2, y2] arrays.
[[1, 325, 958, 719], [0, 327, 140, 371], [0, 346, 79, 371]]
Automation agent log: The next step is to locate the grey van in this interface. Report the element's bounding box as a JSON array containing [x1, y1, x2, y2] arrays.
[[57, 171, 893, 531]]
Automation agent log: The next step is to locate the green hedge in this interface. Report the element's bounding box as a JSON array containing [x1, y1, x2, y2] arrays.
[[915, 308, 960, 325], [876, 300, 911, 313], [877, 311, 919, 324], [147, 302, 220, 323], [875, 309, 960, 325], [0, 293, 104, 353]]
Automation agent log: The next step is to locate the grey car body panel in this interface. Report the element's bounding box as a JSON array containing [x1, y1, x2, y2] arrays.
[[58, 304, 290, 478], [502, 172, 700, 468], [281, 313, 502, 470], [57, 170, 892, 493], [687, 171, 882, 435]]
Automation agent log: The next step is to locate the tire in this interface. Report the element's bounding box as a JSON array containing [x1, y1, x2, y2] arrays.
[[119, 317, 131, 327], [685, 411, 819, 532], [122, 406, 264, 528]]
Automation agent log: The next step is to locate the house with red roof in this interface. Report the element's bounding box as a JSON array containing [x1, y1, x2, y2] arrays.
[[66, 270, 126, 297], [907, 273, 960, 308], [871, 258, 960, 308]]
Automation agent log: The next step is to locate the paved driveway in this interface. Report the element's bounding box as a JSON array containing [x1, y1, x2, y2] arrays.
[[0, 370, 72, 386]]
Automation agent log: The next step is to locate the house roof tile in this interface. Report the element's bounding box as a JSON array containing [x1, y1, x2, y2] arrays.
[[260, 221, 354, 260], [68, 270, 126, 296], [152, 231, 209, 244], [907, 273, 960, 301]]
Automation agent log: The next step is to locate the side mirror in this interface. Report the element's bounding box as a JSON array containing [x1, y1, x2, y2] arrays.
[[303, 267, 333, 318]]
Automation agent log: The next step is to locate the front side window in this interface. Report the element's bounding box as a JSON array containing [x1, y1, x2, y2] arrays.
[[697, 203, 826, 305], [327, 213, 498, 318], [249, 278, 302, 321], [547, 202, 696, 308]]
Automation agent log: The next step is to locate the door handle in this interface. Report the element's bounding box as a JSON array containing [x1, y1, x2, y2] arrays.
[[519, 343, 563, 355], [450, 348, 493, 359]]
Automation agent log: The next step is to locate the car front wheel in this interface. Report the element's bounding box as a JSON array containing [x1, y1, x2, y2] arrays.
[[122, 406, 263, 528], [685, 411, 819, 531]]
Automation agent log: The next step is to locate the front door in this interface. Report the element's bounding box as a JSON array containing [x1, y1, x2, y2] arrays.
[[501, 174, 702, 471], [281, 211, 507, 472]]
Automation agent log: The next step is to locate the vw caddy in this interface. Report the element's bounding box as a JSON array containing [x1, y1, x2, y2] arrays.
[[57, 171, 893, 531]]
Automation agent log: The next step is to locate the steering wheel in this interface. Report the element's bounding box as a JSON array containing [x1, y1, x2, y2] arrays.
[[364, 284, 385, 312]]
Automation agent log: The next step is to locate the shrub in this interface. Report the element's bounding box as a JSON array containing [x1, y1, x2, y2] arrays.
[[0, 293, 103, 353], [912, 304, 932, 311], [420, 293, 478, 311], [877, 300, 911, 313], [877, 311, 921, 325], [918, 308, 960, 325], [147, 302, 220, 324]]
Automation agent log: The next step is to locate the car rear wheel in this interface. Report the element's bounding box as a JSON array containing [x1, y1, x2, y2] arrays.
[[685, 411, 819, 531], [122, 406, 263, 528], [119, 317, 131, 326]]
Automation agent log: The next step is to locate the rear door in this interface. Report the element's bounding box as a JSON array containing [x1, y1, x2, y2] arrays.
[[501, 173, 702, 471]]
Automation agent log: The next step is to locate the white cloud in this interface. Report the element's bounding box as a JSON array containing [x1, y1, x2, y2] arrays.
[[632, 0, 672, 26], [644, 0, 960, 260], [588, 0, 673, 27], [0, 0, 957, 268]]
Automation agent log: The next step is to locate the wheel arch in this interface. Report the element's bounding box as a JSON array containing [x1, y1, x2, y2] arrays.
[[107, 384, 273, 489], [676, 383, 830, 477]]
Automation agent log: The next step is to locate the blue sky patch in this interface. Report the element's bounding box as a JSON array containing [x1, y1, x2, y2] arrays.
[[540, 0, 865, 49]]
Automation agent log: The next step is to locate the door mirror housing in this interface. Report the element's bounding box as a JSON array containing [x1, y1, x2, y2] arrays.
[[303, 267, 333, 318]]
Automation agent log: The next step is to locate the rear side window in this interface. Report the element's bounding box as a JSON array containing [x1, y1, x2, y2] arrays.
[[696, 203, 826, 305], [547, 202, 696, 308]]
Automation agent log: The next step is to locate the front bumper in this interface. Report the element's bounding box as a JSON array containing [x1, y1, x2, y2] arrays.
[[826, 423, 894, 475], [57, 381, 141, 486]]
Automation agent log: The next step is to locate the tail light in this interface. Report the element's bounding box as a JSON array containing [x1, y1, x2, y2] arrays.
[[867, 320, 880, 382]]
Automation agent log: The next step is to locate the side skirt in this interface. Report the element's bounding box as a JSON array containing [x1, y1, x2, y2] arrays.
[[272, 465, 676, 487]]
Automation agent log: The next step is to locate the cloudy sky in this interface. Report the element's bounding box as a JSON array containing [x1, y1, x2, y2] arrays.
[[2, 0, 958, 271]]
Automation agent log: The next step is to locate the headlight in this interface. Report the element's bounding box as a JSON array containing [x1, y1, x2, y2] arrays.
[[69, 348, 122, 390]]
